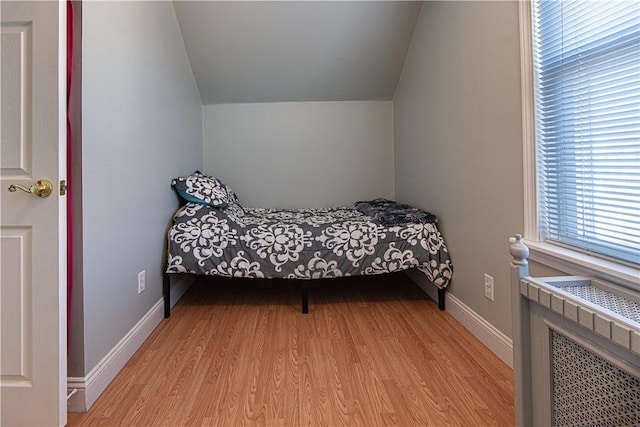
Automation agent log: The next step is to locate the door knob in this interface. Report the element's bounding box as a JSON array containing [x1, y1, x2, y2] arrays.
[[7, 179, 53, 198]]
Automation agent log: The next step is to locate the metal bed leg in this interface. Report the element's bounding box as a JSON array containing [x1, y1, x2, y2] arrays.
[[438, 288, 446, 311], [301, 281, 309, 314], [163, 273, 171, 318]]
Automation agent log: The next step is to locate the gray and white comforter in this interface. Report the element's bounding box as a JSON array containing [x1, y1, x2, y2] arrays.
[[166, 202, 453, 288]]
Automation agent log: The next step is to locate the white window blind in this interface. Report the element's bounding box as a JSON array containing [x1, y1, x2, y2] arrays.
[[531, 0, 640, 265]]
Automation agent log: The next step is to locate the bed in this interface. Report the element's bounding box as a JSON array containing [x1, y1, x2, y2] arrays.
[[163, 172, 453, 316]]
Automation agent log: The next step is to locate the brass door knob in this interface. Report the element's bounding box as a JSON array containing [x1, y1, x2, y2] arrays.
[[7, 179, 53, 198]]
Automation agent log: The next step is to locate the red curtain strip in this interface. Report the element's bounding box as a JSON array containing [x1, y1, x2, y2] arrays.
[[66, 0, 73, 345]]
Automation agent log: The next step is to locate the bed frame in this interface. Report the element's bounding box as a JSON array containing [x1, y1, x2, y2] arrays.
[[162, 194, 451, 317], [163, 272, 446, 318]]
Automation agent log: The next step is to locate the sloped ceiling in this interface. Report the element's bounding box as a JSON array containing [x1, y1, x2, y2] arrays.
[[173, 1, 422, 104]]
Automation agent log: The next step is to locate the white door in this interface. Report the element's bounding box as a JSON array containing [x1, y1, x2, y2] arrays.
[[1, 1, 67, 426]]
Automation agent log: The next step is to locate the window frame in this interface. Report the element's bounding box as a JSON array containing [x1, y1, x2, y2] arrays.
[[518, 0, 640, 292]]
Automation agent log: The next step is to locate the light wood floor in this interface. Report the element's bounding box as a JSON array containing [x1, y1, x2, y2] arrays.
[[67, 273, 514, 426]]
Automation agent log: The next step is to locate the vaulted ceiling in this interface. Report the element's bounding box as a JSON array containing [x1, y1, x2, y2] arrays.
[[172, 1, 422, 104]]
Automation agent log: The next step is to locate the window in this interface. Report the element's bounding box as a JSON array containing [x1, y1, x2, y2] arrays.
[[529, 0, 640, 266]]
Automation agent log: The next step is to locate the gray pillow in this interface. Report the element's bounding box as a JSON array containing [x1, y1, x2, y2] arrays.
[[171, 171, 236, 207]]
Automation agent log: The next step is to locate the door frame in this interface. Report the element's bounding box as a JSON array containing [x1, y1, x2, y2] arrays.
[[57, 0, 68, 420], [56, 0, 69, 422], [54, 0, 69, 422]]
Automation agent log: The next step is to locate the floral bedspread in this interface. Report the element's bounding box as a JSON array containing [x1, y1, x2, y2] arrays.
[[166, 202, 453, 288]]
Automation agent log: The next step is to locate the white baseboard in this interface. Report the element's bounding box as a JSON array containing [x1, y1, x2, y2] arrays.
[[445, 293, 514, 368], [67, 275, 197, 412], [67, 298, 164, 412], [403, 270, 513, 368]]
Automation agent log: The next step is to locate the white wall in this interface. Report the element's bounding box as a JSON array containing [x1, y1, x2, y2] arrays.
[[75, 1, 202, 374], [203, 101, 394, 208], [173, 2, 421, 104], [394, 1, 523, 337]]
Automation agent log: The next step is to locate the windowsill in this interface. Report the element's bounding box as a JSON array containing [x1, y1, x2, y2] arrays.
[[523, 239, 640, 293]]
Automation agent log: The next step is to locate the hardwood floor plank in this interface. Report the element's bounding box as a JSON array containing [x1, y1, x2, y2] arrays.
[[67, 274, 514, 426]]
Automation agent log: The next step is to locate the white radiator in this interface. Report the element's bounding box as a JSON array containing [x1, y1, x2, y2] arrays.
[[509, 236, 640, 427]]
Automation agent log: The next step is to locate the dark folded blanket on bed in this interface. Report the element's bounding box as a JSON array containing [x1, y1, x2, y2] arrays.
[[355, 198, 438, 227]]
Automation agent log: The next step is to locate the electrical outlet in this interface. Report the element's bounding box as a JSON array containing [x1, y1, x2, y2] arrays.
[[484, 273, 494, 301], [138, 270, 146, 294]]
